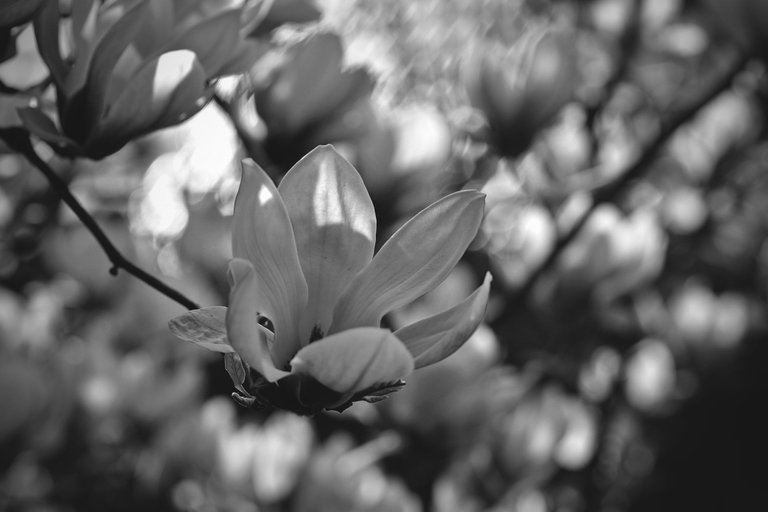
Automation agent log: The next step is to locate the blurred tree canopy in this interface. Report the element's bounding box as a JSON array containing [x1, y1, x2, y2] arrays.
[[1, 0, 767, 511]]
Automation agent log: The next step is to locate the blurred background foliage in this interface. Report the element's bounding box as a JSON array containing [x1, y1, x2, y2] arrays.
[[1, 0, 767, 511]]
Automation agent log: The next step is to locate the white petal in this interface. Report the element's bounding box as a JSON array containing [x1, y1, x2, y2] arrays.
[[232, 160, 308, 366], [331, 190, 485, 331], [278, 146, 376, 343], [168, 306, 233, 353], [226, 259, 289, 382], [395, 272, 491, 369], [290, 328, 414, 394]]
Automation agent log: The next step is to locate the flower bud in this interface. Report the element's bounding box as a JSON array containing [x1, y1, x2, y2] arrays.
[[465, 31, 577, 158]]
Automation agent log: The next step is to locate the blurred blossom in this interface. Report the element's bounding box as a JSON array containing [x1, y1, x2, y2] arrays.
[[380, 324, 500, 445], [171, 146, 490, 414], [670, 280, 750, 359], [216, 411, 314, 502], [493, 383, 597, 480], [253, 33, 376, 155], [292, 434, 421, 512], [480, 167, 556, 288], [624, 338, 677, 413], [670, 91, 758, 182], [554, 204, 667, 303], [579, 345, 622, 402], [21, 0, 261, 159], [660, 186, 708, 235], [130, 153, 190, 240], [465, 30, 577, 158]]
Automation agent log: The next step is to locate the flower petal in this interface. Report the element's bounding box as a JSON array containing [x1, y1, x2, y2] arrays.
[[33, 0, 67, 88], [331, 190, 486, 331], [160, 8, 241, 77], [86, 50, 209, 158], [168, 306, 233, 353], [79, 0, 150, 130], [278, 146, 376, 343], [232, 164, 308, 366], [395, 272, 491, 369], [226, 259, 290, 382], [290, 328, 414, 394]]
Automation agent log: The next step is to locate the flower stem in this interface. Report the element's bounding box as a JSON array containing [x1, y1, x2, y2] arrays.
[[0, 126, 201, 311]]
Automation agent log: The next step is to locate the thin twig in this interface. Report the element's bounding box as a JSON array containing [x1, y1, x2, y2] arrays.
[[504, 50, 750, 309], [213, 90, 283, 182], [0, 126, 201, 311]]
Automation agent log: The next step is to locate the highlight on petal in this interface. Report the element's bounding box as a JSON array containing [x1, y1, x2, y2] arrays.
[[331, 190, 486, 331], [227, 259, 290, 382], [86, 50, 208, 158], [278, 146, 376, 343], [168, 306, 233, 353], [290, 328, 414, 394], [395, 272, 492, 369], [232, 161, 308, 366]]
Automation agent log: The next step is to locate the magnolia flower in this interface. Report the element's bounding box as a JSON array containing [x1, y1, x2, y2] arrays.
[[20, 0, 261, 159], [465, 31, 575, 158], [170, 145, 490, 414]]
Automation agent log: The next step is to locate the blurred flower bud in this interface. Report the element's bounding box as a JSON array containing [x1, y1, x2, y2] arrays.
[[556, 205, 666, 302], [465, 31, 577, 158], [625, 338, 678, 414], [669, 280, 750, 365], [20, 0, 262, 159], [253, 32, 374, 147], [492, 383, 596, 480]]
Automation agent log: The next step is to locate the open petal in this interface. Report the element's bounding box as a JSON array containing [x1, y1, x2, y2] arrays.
[[290, 328, 414, 394], [395, 272, 491, 369], [278, 146, 376, 344], [331, 190, 485, 331], [168, 306, 232, 353], [232, 163, 308, 366], [227, 259, 290, 382]]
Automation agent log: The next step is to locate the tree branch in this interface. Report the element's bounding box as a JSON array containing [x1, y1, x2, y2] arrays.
[[505, 50, 750, 309], [0, 126, 201, 311]]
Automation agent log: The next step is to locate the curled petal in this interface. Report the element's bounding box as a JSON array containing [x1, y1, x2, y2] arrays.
[[331, 190, 485, 331], [232, 161, 308, 366], [395, 272, 491, 369], [227, 259, 290, 382], [290, 328, 414, 394], [168, 306, 233, 353], [279, 146, 376, 343]]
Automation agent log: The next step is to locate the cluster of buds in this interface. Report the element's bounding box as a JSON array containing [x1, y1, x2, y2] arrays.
[[20, 0, 261, 159]]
